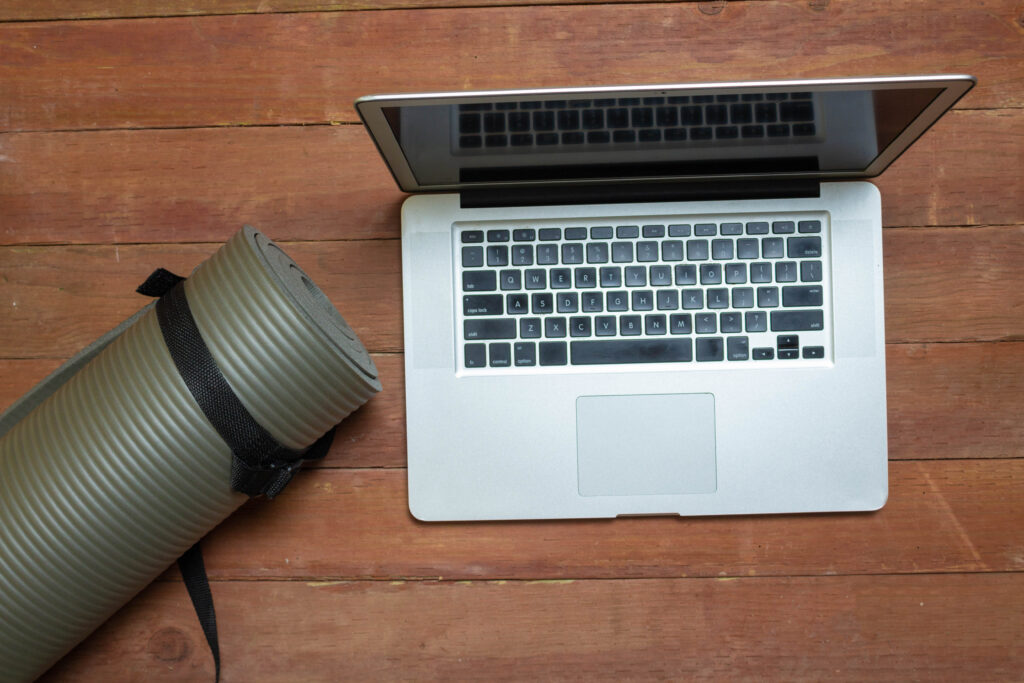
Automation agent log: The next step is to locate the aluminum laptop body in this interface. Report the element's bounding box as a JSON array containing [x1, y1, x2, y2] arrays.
[[357, 75, 974, 521]]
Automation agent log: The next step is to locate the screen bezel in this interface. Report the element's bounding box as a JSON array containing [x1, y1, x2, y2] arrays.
[[355, 75, 975, 193]]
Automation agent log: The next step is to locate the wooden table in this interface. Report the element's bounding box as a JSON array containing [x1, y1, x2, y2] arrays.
[[1, 1, 1022, 680]]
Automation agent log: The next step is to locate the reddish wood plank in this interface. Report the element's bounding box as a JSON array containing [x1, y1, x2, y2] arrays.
[[5, 343, 1022, 467], [1, 227, 1021, 362], [168, 459, 1024, 580], [41, 573, 1024, 681], [1, 110, 1018, 246], [0, 2, 1019, 133]]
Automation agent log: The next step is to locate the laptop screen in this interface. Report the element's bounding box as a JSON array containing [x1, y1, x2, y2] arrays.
[[358, 78, 973, 192]]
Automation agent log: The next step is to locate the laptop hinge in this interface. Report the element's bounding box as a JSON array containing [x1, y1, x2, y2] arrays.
[[460, 179, 821, 209]]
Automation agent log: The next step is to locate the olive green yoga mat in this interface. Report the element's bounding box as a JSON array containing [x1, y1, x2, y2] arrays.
[[0, 227, 381, 681]]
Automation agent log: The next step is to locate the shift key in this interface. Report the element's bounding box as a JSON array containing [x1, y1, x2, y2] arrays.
[[465, 318, 516, 340], [771, 310, 824, 331]]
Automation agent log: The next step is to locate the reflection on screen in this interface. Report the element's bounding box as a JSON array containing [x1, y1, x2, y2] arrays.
[[383, 86, 941, 187]]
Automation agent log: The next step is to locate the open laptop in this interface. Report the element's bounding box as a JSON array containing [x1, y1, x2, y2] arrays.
[[356, 75, 974, 521]]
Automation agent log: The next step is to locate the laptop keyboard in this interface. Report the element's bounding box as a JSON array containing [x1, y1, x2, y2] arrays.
[[456, 215, 831, 371], [456, 93, 818, 150]]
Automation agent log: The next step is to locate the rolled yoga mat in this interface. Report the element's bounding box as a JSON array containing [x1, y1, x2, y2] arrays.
[[0, 227, 381, 681]]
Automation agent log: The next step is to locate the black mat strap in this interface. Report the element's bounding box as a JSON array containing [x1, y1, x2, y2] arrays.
[[177, 542, 220, 682]]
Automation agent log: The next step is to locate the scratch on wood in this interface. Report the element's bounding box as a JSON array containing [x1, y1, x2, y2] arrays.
[[698, 1, 726, 15], [919, 463, 987, 569]]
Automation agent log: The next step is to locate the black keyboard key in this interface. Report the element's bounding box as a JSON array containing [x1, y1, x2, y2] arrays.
[[464, 343, 486, 367], [788, 236, 822, 258], [487, 245, 509, 266], [510, 133, 533, 146], [753, 347, 774, 360], [712, 239, 734, 260], [575, 267, 597, 288], [716, 126, 739, 139], [463, 270, 496, 291], [665, 126, 688, 140], [695, 223, 717, 236], [489, 342, 511, 367], [512, 244, 534, 266], [780, 100, 814, 122], [679, 106, 702, 125], [721, 313, 742, 334], [762, 237, 784, 259], [533, 111, 555, 131], [645, 314, 667, 335], [771, 310, 825, 331], [487, 229, 510, 242], [538, 228, 561, 241], [485, 134, 508, 147], [796, 124, 818, 139], [798, 220, 822, 233], [594, 316, 617, 336], [632, 290, 654, 311], [464, 294, 503, 316], [537, 244, 558, 265], [483, 113, 506, 133], [619, 315, 643, 336], [512, 229, 535, 241], [675, 264, 697, 285], [741, 125, 765, 138], [754, 102, 777, 122], [662, 240, 684, 261], [520, 317, 542, 338], [462, 246, 484, 268], [564, 227, 587, 240], [612, 242, 634, 263], [707, 288, 729, 309], [524, 269, 546, 289], [695, 313, 717, 334], [616, 225, 640, 238], [737, 238, 759, 259], [591, 226, 614, 239], [464, 319, 516, 340], [582, 109, 605, 129], [670, 313, 692, 334], [691, 127, 713, 140], [750, 262, 772, 283], [766, 124, 790, 137], [682, 289, 703, 310], [726, 336, 749, 360], [696, 337, 724, 362], [687, 240, 709, 260], [514, 342, 537, 366], [499, 269, 521, 290], [571, 339, 692, 365], [668, 224, 691, 237], [700, 264, 723, 285], [507, 293, 529, 314], [706, 105, 728, 125], [607, 291, 629, 312], [550, 268, 572, 289], [649, 265, 672, 286], [725, 263, 747, 284], [732, 287, 754, 309], [720, 222, 743, 236], [775, 261, 798, 283], [508, 112, 531, 132], [803, 345, 825, 359], [777, 335, 799, 349], [600, 267, 622, 287], [586, 131, 610, 144], [562, 243, 584, 264], [656, 106, 678, 126], [779, 349, 799, 359], [582, 292, 603, 312], [625, 266, 647, 286], [782, 285, 823, 307], [772, 221, 795, 234], [459, 114, 482, 134], [801, 260, 823, 282], [632, 108, 654, 127], [746, 221, 769, 235], [637, 225, 663, 239], [657, 289, 679, 310], [545, 317, 567, 338], [462, 230, 484, 243], [536, 133, 559, 145], [639, 129, 662, 142], [730, 103, 753, 124], [637, 241, 659, 262], [570, 316, 592, 337], [532, 293, 553, 314], [539, 341, 568, 366], [757, 286, 780, 308], [745, 311, 767, 332], [557, 292, 579, 313]]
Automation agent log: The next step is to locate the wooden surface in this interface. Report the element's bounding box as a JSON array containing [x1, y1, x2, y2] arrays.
[[1, 1, 1022, 680]]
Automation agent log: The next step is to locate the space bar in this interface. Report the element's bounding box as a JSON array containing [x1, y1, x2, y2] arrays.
[[570, 339, 693, 365]]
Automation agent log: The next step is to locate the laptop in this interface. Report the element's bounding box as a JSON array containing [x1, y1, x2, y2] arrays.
[[356, 75, 974, 521]]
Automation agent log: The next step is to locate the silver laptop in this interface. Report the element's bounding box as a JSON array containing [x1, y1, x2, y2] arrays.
[[356, 75, 974, 521]]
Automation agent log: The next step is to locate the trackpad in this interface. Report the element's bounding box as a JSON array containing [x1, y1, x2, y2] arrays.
[[577, 393, 717, 497]]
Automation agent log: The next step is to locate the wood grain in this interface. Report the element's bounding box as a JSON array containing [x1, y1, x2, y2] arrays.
[[1, 1, 1020, 133], [1, 109, 1020, 247], [42, 573, 1024, 681], [4, 342, 1022, 467], [1, 226, 1021, 361]]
